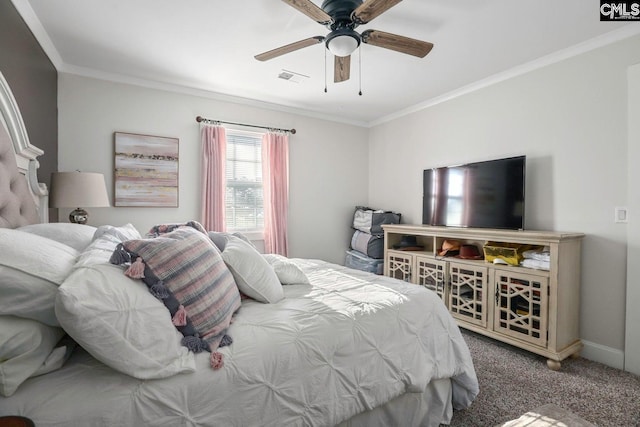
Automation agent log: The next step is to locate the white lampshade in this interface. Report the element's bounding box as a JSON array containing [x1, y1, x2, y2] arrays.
[[50, 171, 110, 224], [327, 34, 359, 57]]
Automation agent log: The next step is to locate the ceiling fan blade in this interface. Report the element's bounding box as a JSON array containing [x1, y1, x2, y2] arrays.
[[334, 55, 351, 83], [255, 36, 324, 61], [361, 29, 433, 58], [352, 0, 402, 24], [282, 0, 333, 24]]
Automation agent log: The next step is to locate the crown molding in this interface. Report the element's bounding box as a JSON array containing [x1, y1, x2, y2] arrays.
[[10, 0, 64, 69], [60, 64, 369, 128], [369, 25, 640, 128]]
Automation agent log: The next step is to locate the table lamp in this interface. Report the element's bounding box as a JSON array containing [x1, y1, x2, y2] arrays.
[[49, 171, 110, 224]]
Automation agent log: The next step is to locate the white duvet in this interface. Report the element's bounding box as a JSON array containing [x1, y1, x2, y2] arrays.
[[1, 259, 478, 426]]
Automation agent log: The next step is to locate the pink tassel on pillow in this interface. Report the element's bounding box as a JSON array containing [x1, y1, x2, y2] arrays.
[[210, 352, 224, 370], [172, 305, 187, 326], [125, 257, 146, 279]]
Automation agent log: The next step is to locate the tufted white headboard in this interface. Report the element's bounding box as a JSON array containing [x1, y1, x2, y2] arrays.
[[0, 72, 48, 228]]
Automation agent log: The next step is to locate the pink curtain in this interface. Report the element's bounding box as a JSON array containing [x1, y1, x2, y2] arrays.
[[262, 132, 289, 256], [201, 125, 227, 232]]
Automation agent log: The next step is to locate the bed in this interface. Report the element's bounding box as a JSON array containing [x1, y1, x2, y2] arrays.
[[0, 71, 478, 426]]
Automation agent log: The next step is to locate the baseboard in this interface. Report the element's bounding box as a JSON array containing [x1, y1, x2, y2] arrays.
[[580, 340, 624, 370]]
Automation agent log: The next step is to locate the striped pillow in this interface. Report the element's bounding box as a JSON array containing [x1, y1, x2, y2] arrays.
[[110, 227, 241, 369], [146, 220, 207, 238]]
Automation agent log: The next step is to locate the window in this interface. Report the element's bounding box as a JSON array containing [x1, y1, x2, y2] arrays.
[[225, 130, 263, 233]]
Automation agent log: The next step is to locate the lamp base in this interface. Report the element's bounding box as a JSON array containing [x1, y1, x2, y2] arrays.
[[69, 208, 88, 224]]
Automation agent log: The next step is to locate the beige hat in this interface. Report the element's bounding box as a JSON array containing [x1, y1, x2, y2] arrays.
[[438, 239, 461, 256]]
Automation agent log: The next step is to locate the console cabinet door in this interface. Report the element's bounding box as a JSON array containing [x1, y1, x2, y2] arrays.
[[415, 256, 448, 305], [386, 250, 413, 282], [448, 262, 488, 327], [493, 271, 549, 347]]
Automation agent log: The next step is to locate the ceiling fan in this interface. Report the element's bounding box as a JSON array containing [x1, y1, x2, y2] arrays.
[[255, 0, 434, 84]]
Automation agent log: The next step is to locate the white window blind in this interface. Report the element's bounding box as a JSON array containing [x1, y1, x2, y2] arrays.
[[225, 130, 263, 232]]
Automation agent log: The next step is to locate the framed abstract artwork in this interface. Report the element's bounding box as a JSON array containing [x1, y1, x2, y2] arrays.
[[114, 132, 179, 207]]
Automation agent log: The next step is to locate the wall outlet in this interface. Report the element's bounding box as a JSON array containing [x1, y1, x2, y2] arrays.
[[615, 207, 628, 223]]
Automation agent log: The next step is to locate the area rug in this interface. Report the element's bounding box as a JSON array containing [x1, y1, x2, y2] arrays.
[[497, 403, 596, 426]]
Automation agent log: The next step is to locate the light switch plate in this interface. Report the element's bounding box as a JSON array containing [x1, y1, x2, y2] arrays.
[[615, 207, 628, 223]]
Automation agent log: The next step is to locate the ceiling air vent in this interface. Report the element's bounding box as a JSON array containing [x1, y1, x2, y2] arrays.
[[277, 69, 309, 84]]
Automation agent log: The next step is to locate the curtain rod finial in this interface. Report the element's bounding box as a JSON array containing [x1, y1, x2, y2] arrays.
[[196, 116, 203, 123], [290, 129, 297, 135]]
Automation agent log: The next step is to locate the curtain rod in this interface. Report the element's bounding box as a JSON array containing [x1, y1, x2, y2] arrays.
[[196, 116, 296, 135]]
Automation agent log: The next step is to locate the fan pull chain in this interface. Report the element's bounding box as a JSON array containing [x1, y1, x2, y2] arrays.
[[358, 45, 362, 96], [324, 48, 328, 93]]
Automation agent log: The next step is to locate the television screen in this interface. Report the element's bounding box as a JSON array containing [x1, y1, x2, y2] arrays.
[[422, 156, 526, 230]]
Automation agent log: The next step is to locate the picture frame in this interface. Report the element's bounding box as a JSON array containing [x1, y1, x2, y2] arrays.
[[114, 132, 179, 207]]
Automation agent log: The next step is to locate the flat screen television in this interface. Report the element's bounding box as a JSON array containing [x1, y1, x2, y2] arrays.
[[422, 155, 526, 230]]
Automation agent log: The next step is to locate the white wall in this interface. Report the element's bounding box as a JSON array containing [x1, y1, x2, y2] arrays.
[[57, 74, 369, 264], [368, 34, 640, 368], [625, 63, 640, 375]]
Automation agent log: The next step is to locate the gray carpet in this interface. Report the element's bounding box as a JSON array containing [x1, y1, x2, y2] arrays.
[[447, 330, 640, 427]]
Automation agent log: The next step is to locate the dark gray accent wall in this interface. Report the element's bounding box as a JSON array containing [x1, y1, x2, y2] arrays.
[[0, 0, 58, 220]]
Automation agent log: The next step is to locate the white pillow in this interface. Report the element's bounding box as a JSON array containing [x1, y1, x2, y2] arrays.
[[208, 231, 255, 252], [0, 229, 80, 326], [220, 235, 284, 303], [0, 315, 65, 397], [55, 263, 196, 379], [18, 223, 97, 251], [31, 336, 77, 377], [262, 254, 311, 285], [75, 223, 142, 268], [93, 223, 141, 242]]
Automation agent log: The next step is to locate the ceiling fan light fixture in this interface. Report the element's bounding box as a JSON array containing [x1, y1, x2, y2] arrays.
[[257, 0, 434, 86], [326, 30, 360, 57]]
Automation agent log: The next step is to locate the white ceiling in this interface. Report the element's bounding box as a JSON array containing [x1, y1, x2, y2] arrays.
[[15, 0, 640, 126]]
